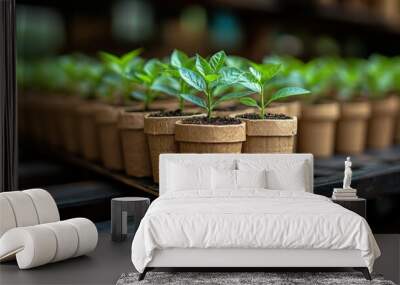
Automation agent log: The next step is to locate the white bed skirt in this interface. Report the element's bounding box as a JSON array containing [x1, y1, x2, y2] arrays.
[[148, 248, 366, 268]]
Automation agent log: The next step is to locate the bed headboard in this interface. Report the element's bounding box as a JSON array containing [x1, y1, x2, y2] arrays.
[[159, 154, 314, 195]]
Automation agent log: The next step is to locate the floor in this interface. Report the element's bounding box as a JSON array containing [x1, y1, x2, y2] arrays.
[[0, 232, 134, 285]]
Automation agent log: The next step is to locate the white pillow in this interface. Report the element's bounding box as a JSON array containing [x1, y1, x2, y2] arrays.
[[167, 162, 212, 192], [266, 162, 307, 192], [212, 168, 237, 191], [237, 159, 308, 192], [236, 169, 267, 189]]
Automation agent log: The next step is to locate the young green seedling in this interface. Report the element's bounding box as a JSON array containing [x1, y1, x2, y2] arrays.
[[60, 55, 103, 99], [150, 49, 196, 112], [99, 49, 143, 77], [177, 50, 251, 118], [124, 58, 167, 110], [238, 62, 310, 118]]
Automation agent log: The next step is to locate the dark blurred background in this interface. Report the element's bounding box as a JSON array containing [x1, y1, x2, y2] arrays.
[[16, 0, 400, 60]]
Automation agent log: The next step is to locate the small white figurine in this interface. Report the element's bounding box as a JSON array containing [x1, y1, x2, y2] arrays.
[[343, 157, 353, 189]]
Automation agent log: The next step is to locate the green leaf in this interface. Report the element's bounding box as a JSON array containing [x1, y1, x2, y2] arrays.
[[251, 63, 282, 82], [225, 56, 250, 69], [239, 97, 260, 108], [121, 48, 143, 66], [181, 94, 207, 108], [144, 59, 165, 77], [239, 72, 262, 93], [195, 55, 213, 77], [171, 49, 189, 68], [99, 51, 120, 65], [266, 87, 310, 106], [249, 67, 262, 81], [205, 74, 219, 82], [135, 73, 152, 84], [209, 51, 226, 72], [151, 76, 179, 96], [219, 67, 243, 85], [214, 91, 253, 106], [179, 67, 206, 92], [130, 91, 146, 101]]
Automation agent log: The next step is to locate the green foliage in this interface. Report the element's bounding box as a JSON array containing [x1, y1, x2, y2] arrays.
[[99, 49, 143, 76], [177, 50, 251, 118], [150, 50, 197, 111], [237, 61, 310, 118], [124, 58, 167, 109]]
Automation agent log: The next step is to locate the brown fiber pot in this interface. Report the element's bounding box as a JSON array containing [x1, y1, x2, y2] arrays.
[[144, 114, 197, 182], [367, 96, 399, 150], [59, 97, 82, 153], [175, 121, 246, 153], [298, 102, 340, 157], [240, 117, 297, 153], [95, 105, 125, 171], [336, 101, 371, 154], [118, 110, 153, 177], [76, 101, 104, 161]]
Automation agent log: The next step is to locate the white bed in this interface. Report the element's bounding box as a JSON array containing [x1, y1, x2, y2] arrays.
[[131, 154, 380, 280]]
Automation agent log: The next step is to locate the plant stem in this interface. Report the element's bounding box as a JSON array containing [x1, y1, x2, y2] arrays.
[[260, 86, 265, 118], [144, 89, 150, 111], [179, 96, 184, 112], [179, 82, 185, 112], [206, 89, 212, 119]]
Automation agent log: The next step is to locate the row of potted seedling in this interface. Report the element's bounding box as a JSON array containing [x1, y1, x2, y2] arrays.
[[18, 51, 400, 182]]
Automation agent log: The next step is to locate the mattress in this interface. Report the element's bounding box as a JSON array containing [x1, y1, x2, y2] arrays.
[[131, 190, 380, 273]]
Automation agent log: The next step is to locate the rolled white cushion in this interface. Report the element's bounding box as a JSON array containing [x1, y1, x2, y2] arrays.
[[0, 196, 17, 237], [65, 218, 98, 257], [0, 218, 98, 269], [42, 221, 79, 262], [0, 226, 57, 269], [1, 191, 39, 227], [23, 189, 60, 223]]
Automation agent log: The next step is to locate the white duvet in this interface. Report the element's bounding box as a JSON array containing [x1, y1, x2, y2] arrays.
[[131, 190, 380, 273]]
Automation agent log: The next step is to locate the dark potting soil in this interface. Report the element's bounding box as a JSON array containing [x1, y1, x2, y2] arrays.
[[182, 117, 242, 125], [148, 110, 198, 117], [237, 113, 292, 120]]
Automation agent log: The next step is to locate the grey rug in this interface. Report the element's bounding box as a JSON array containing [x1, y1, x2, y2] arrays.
[[116, 272, 395, 285]]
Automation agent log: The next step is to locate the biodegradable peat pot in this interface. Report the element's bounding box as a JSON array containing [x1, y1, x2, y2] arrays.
[[95, 105, 124, 171], [298, 102, 340, 157], [144, 112, 199, 182], [367, 96, 399, 149], [76, 101, 104, 161], [175, 119, 246, 153], [238, 114, 297, 153], [118, 110, 153, 177], [59, 97, 82, 153], [336, 101, 371, 154]]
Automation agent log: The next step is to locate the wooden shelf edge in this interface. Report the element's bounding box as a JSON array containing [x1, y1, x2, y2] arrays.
[[48, 149, 160, 197]]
